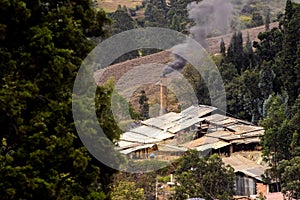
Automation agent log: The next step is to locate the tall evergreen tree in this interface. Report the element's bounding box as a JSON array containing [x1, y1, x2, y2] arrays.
[[265, 9, 271, 31], [220, 38, 226, 57], [279, 1, 300, 104], [0, 0, 116, 199], [244, 32, 254, 69], [110, 5, 136, 35], [138, 90, 150, 120], [226, 31, 244, 74]]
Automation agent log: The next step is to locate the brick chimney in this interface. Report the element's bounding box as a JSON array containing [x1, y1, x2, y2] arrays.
[[159, 77, 167, 115]]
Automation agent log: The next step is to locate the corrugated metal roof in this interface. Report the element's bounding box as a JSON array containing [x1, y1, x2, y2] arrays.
[[222, 155, 268, 181], [120, 144, 155, 154], [168, 117, 204, 133], [232, 137, 261, 144], [181, 105, 217, 118], [142, 112, 179, 130], [157, 144, 187, 152], [195, 140, 231, 151], [227, 124, 264, 134], [141, 105, 216, 132], [204, 114, 229, 123], [205, 115, 238, 127], [117, 141, 140, 149], [130, 125, 175, 140], [241, 167, 266, 181], [120, 132, 161, 143], [214, 118, 238, 126], [219, 134, 244, 141], [180, 136, 219, 148], [206, 130, 233, 138], [117, 105, 265, 156], [220, 131, 264, 141], [213, 140, 232, 149], [156, 112, 182, 121], [206, 128, 264, 141], [241, 130, 264, 137]]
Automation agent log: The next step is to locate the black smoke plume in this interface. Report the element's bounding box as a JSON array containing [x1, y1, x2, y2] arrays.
[[161, 0, 233, 77]]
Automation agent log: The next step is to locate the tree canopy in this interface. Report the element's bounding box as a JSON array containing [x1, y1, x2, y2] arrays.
[[173, 150, 235, 200], [0, 0, 117, 199]]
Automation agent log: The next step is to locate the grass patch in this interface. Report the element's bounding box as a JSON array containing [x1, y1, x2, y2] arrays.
[[240, 15, 252, 22]]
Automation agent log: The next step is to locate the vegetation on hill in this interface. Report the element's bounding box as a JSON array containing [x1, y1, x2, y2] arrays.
[[0, 0, 299, 199], [0, 0, 118, 199], [102, 0, 286, 63], [215, 1, 300, 198], [173, 151, 235, 200], [109, 1, 300, 198]]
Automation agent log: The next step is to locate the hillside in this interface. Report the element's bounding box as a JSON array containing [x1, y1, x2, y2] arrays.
[[96, 22, 278, 83], [95, 22, 279, 113]]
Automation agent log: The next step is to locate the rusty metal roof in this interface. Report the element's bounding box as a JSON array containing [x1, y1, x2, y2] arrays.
[[232, 137, 261, 144], [227, 124, 264, 134], [157, 144, 187, 152], [180, 136, 219, 149], [222, 155, 268, 181]]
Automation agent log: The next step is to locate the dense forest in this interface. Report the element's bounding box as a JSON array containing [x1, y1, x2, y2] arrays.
[[0, 0, 300, 199]]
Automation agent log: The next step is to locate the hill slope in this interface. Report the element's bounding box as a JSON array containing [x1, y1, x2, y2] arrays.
[[95, 22, 279, 114], [96, 22, 278, 84]]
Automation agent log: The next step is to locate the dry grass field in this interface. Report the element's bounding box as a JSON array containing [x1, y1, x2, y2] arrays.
[[95, 22, 279, 114], [97, 0, 143, 12]]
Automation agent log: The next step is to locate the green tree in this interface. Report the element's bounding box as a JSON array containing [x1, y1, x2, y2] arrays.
[[183, 64, 210, 106], [261, 95, 291, 191], [0, 0, 115, 199], [111, 172, 156, 200], [220, 38, 226, 57], [144, 2, 167, 27], [244, 32, 255, 70], [279, 156, 300, 199], [265, 9, 271, 31], [173, 150, 235, 200], [250, 12, 264, 27], [139, 90, 150, 120], [253, 28, 283, 64], [110, 5, 136, 35], [239, 70, 261, 122], [258, 61, 275, 101], [278, 1, 300, 104], [110, 181, 145, 200], [261, 94, 300, 193], [226, 31, 245, 74], [170, 14, 181, 31]]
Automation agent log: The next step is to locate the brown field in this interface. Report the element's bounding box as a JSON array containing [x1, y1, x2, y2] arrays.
[[95, 22, 279, 113], [97, 0, 143, 12]]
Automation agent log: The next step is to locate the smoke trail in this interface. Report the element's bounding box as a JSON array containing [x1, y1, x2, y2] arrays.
[[161, 0, 233, 77], [161, 54, 187, 77]]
